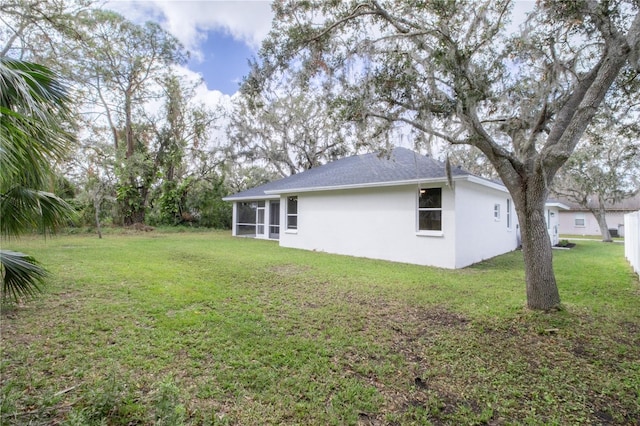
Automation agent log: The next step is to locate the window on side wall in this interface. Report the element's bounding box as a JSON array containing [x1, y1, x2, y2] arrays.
[[574, 213, 585, 227], [506, 199, 512, 229], [287, 196, 298, 230], [494, 203, 501, 221], [418, 188, 442, 231]]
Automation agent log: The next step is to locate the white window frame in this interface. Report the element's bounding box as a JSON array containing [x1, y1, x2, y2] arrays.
[[286, 196, 298, 232], [236, 201, 264, 237], [256, 202, 265, 235], [506, 199, 512, 229], [417, 187, 443, 236], [574, 213, 585, 227], [494, 203, 501, 221]]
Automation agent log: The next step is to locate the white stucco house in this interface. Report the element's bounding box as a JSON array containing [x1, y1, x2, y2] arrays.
[[224, 148, 525, 269]]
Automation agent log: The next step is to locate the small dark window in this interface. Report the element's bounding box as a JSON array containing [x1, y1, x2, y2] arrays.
[[418, 188, 442, 231], [287, 196, 298, 230]]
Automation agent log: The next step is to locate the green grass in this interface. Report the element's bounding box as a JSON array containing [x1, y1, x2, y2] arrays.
[[1, 231, 639, 425]]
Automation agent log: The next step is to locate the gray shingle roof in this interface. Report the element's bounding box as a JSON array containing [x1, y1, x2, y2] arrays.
[[224, 147, 473, 200], [556, 193, 640, 211]]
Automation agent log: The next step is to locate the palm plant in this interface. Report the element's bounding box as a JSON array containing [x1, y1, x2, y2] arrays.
[[1, 57, 76, 302]]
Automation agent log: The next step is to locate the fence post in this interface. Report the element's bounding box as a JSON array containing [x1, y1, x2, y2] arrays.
[[624, 211, 640, 276]]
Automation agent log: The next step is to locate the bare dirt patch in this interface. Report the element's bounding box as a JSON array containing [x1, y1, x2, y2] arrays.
[[268, 264, 313, 276]]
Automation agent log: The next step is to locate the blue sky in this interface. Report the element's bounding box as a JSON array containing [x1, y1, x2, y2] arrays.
[[105, 1, 274, 96], [190, 31, 255, 94]]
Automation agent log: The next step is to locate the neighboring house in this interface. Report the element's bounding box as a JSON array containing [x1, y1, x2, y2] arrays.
[[224, 148, 522, 269], [557, 194, 640, 237]]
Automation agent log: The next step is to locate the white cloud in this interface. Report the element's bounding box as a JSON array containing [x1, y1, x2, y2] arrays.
[[105, 0, 273, 60], [167, 65, 236, 147], [166, 64, 233, 105]]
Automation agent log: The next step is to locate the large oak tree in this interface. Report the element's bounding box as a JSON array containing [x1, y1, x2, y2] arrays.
[[227, 85, 355, 177], [246, 0, 640, 310], [75, 9, 186, 225]]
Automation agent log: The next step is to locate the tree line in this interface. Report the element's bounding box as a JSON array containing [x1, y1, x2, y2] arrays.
[[0, 0, 395, 233], [1, 2, 221, 229]]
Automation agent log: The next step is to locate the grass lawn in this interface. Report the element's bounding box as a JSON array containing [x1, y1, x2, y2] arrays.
[[1, 231, 639, 425]]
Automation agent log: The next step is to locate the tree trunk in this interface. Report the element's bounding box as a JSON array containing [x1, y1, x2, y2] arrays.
[[124, 207, 146, 225], [125, 91, 134, 158], [122, 203, 146, 226], [93, 194, 102, 239], [591, 200, 612, 242], [512, 179, 561, 310]]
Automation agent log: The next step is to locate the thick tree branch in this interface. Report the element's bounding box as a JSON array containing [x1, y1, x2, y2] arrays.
[[542, 7, 640, 176], [306, 3, 379, 44]]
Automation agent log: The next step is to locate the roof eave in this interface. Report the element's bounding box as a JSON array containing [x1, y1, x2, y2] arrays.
[[222, 194, 280, 202], [545, 202, 571, 210], [264, 175, 507, 195], [264, 178, 443, 195]]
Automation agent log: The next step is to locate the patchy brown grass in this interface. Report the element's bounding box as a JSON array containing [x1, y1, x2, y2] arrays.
[[1, 232, 639, 425]]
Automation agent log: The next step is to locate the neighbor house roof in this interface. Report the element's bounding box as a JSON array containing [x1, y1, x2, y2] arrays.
[[224, 148, 510, 201], [555, 193, 640, 212]]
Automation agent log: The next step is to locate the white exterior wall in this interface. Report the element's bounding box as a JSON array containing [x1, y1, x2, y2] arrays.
[[278, 185, 459, 268], [277, 182, 518, 269], [454, 181, 519, 268]]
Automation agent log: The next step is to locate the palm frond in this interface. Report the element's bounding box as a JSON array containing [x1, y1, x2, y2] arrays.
[[0, 186, 76, 237], [0, 57, 71, 113], [0, 58, 76, 302], [0, 250, 48, 302], [0, 58, 74, 192]]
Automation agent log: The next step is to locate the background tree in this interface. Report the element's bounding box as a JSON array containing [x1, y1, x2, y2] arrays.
[[0, 58, 76, 301], [444, 145, 500, 181], [227, 83, 356, 177], [146, 73, 223, 226], [182, 174, 233, 229], [223, 163, 280, 195], [553, 116, 639, 242], [68, 137, 118, 238], [0, 0, 91, 63], [246, 0, 640, 310], [2, 1, 231, 231], [75, 9, 186, 225]]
